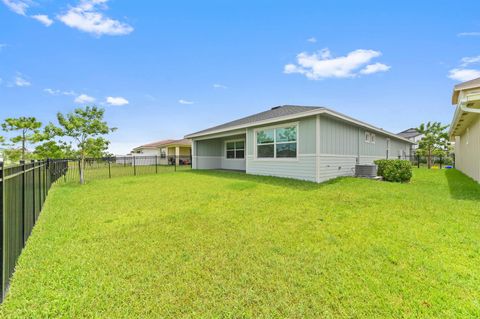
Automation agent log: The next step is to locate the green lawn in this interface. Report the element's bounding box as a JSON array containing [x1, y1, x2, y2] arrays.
[[1, 169, 479, 318]]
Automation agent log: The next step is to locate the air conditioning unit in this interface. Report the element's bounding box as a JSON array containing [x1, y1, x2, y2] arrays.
[[355, 164, 377, 178]]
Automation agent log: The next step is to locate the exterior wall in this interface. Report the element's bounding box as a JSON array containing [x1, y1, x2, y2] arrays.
[[193, 115, 412, 183], [456, 116, 480, 182], [318, 115, 411, 182], [134, 148, 160, 156], [194, 134, 246, 170], [246, 117, 317, 182]]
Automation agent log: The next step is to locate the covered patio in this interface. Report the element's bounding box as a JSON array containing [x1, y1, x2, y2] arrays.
[[192, 133, 246, 171]]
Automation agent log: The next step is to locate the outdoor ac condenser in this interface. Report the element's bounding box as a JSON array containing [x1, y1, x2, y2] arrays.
[[355, 164, 377, 178]]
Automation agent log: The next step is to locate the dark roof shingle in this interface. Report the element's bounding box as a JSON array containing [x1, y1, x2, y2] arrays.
[[188, 105, 322, 136]]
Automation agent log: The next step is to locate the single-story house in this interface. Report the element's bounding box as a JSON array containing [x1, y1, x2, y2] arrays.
[[450, 77, 480, 182], [185, 105, 413, 183], [131, 138, 192, 165], [397, 128, 423, 151]]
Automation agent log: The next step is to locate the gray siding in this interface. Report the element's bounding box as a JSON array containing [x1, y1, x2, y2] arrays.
[[246, 117, 317, 181], [318, 115, 411, 181], [194, 114, 412, 183]]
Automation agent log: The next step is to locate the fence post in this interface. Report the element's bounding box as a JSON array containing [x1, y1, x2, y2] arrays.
[[417, 154, 420, 168], [20, 160, 26, 245], [155, 155, 158, 174], [133, 156, 136, 176], [439, 156, 443, 169], [0, 161, 4, 299], [31, 160, 36, 223], [174, 156, 177, 172], [108, 158, 111, 179], [453, 153, 455, 168]]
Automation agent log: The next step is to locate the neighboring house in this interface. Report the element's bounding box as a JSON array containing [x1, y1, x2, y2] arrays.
[[450, 77, 480, 182], [397, 128, 423, 151], [185, 105, 413, 183], [131, 138, 192, 165]]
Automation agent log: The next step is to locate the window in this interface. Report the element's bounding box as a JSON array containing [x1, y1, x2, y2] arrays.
[[256, 124, 297, 159], [365, 131, 375, 144], [160, 148, 166, 158], [365, 132, 371, 143], [226, 140, 245, 159]]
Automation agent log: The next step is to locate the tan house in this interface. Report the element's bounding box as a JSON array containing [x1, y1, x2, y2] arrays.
[[132, 138, 192, 165], [450, 77, 480, 182]]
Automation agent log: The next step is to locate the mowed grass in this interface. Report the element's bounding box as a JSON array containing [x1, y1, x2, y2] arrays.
[[1, 169, 480, 318]]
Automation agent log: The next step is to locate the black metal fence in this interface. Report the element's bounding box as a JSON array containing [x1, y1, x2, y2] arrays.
[[0, 155, 191, 300], [58, 155, 192, 183], [0, 159, 68, 300], [407, 154, 455, 169]]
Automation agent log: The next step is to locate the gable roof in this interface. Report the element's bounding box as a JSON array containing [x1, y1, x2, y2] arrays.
[[452, 77, 480, 104], [188, 105, 320, 137], [185, 105, 413, 143], [397, 128, 422, 139], [133, 138, 191, 151]]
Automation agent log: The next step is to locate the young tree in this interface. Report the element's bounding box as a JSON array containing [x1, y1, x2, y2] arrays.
[[50, 106, 116, 184], [416, 122, 450, 169], [1, 117, 42, 161], [33, 140, 75, 159], [83, 137, 112, 158]]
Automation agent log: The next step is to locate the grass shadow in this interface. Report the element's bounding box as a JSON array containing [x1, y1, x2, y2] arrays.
[[187, 169, 348, 191], [445, 169, 480, 201]]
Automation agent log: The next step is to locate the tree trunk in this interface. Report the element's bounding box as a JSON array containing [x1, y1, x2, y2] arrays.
[[427, 148, 432, 169], [80, 155, 85, 184]]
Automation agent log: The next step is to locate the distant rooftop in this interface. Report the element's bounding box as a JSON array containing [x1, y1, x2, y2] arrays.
[[397, 128, 422, 139], [133, 138, 191, 150]]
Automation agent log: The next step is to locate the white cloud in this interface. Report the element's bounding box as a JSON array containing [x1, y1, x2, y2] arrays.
[[44, 88, 61, 95], [448, 55, 480, 82], [359, 62, 391, 74], [32, 14, 53, 26], [106, 96, 129, 106], [74, 93, 96, 104], [57, 0, 134, 36], [284, 48, 390, 80], [178, 99, 194, 105], [458, 32, 480, 37], [2, 0, 29, 16], [15, 74, 31, 87], [44, 88, 77, 96], [448, 68, 480, 82], [460, 55, 480, 67], [213, 83, 227, 89], [307, 37, 317, 43]]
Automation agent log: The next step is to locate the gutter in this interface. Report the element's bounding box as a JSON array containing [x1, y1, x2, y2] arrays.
[[449, 95, 480, 138]]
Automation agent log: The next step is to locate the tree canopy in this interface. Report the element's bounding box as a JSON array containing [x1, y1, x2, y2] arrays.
[[1, 117, 43, 161], [416, 122, 450, 168]]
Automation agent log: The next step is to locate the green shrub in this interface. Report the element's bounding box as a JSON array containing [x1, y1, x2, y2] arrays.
[[374, 159, 412, 183]]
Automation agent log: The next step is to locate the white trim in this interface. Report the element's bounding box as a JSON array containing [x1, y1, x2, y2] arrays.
[[316, 114, 321, 183], [253, 122, 299, 161], [185, 108, 413, 144], [224, 138, 245, 160], [193, 156, 222, 158]]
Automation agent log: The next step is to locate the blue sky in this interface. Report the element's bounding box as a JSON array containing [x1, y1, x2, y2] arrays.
[[1, 0, 479, 154]]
